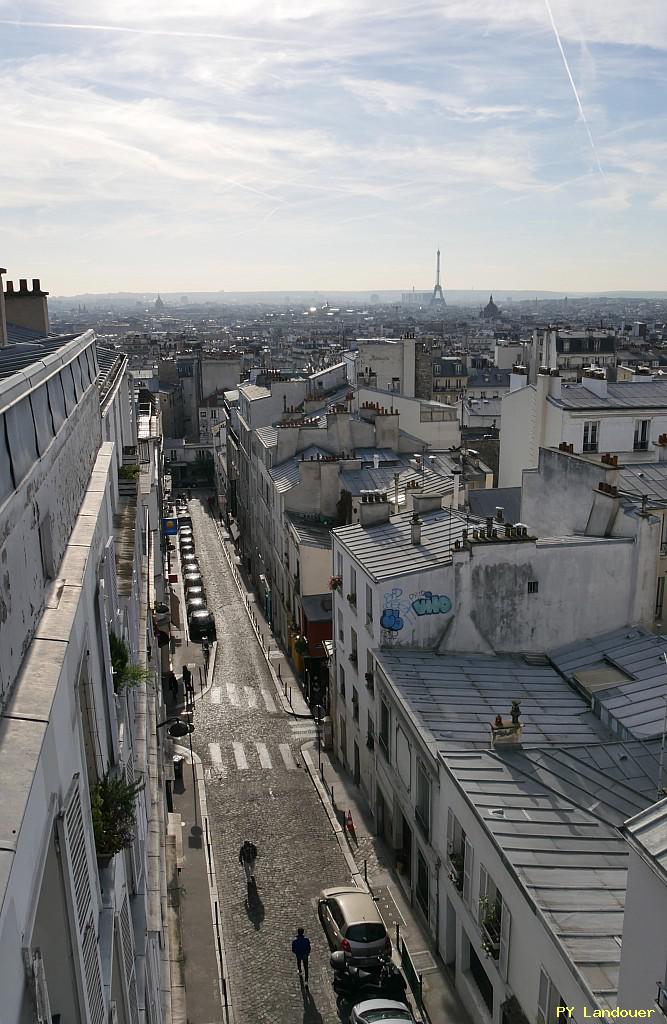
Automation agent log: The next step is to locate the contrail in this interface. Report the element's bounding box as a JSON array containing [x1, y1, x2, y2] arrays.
[[0, 18, 282, 46], [542, 0, 606, 183]]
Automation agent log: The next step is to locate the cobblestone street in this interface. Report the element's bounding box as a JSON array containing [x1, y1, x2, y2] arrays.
[[186, 497, 349, 1024]]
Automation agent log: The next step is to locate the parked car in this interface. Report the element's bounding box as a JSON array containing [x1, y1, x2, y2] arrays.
[[350, 999, 414, 1024], [184, 584, 206, 602], [181, 552, 198, 567], [178, 515, 192, 529], [318, 887, 391, 962], [179, 542, 196, 557], [178, 526, 193, 539], [188, 609, 216, 642], [186, 597, 207, 619], [183, 571, 204, 590]]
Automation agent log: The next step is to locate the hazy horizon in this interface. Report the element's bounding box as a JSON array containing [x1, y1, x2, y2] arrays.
[[2, 1, 666, 294]]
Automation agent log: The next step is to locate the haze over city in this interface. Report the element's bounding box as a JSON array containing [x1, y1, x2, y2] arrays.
[[2, 0, 666, 295]]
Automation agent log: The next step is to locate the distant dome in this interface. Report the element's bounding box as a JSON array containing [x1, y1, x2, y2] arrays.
[[154, 294, 165, 311], [481, 294, 500, 319]]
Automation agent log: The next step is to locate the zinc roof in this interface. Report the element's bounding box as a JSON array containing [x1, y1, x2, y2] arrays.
[[444, 750, 630, 1008], [623, 798, 667, 880], [549, 626, 667, 740], [375, 649, 607, 748], [617, 462, 667, 503], [553, 380, 667, 410]]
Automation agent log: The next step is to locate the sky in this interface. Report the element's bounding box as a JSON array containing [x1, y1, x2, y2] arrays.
[[1, 0, 666, 295]]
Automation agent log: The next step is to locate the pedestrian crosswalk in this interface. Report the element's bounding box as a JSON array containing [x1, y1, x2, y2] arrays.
[[208, 681, 278, 713], [207, 740, 303, 774]]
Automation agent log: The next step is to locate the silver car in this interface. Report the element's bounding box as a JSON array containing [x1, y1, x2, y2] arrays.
[[318, 886, 391, 961], [350, 999, 414, 1024]]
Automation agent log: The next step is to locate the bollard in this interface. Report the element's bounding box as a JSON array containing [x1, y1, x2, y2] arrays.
[[320, 763, 324, 784], [396, 922, 400, 950], [364, 859, 368, 883], [289, 686, 292, 706], [198, 665, 203, 691], [331, 785, 335, 808], [278, 663, 281, 680]]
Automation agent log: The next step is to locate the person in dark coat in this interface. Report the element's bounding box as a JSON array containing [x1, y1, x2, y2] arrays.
[[291, 927, 311, 985], [239, 840, 257, 883]]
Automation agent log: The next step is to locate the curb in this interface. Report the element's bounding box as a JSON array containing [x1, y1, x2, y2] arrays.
[[213, 518, 312, 719], [174, 742, 235, 1024], [301, 748, 368, 894]]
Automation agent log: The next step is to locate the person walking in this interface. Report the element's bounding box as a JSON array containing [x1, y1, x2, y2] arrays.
[[239, 840, 257, 883], [292, 927, 311, 986]]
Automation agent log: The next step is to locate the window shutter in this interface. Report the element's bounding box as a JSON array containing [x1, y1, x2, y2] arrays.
[[124, 758, 143, 892], [103, 537, 119, 631], [60, 778, 105, 1024], [478, 864, 488, 924], [118, 895, 140, 1023], [537, 968, 550, 1024], [499, 901, 511, 981], [463, 837, 473, 908]]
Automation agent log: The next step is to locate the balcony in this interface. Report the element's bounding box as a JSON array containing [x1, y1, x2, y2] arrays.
[[348, 651, 358, 666], [479, 898, 502, 960]]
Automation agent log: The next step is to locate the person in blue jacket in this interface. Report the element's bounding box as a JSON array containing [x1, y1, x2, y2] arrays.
[[291, 927, 311, 985]]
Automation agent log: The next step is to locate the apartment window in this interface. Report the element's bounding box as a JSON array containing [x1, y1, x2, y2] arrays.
[[337, 552, 343, 576], [634, 418, 650, 451], [479, 866, 511, 978], [349, 627, 358, 665], [416, 848, 429, 918], [379, 698, 390, 759], [415, 761, 431, 839], [365, 583, 374, 627], [348, 567, 357, 607], [527, 580, 539, 594], [338, 610, 344, 642], [537, 969, 570, 1024], [339, 665, 346, 700], [352, 687, 359, 721], [656, 577, 665, 620], [583, 420, 600, 453]]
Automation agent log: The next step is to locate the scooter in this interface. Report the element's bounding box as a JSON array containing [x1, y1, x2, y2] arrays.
[[330, 951, 408, 1003]]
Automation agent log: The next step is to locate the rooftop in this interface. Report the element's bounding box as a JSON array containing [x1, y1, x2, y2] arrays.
[[443, 750, 629, 1009], [552, 380, 667, 411], [286, 513, 332, 549], [334, 508, 504, 582], [375, 649, 608, 747], [623, 799, 667, 882], [549, 626, 667, 740], [468, 487, 521, 524], [617, 461, 667, 503]]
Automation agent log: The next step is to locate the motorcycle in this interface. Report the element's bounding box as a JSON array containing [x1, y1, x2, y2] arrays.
[[330, 951, 408, 1004]]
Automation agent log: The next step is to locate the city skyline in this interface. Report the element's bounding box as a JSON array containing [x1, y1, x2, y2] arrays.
[[1, 0, 665, 293]]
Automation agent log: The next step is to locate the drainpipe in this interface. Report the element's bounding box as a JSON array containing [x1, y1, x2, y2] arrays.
[[434, 856, 441, 956]]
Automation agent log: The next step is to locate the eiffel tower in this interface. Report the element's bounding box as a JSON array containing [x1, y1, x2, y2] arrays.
[[431, 248, 445, 305]]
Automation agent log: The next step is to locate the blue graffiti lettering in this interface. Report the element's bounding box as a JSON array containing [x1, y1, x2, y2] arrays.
[[411, 592, 452, 616], [380, 609, 404, 632]]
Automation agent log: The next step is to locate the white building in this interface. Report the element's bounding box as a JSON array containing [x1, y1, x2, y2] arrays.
[[0, 324, 173, 1022], [499, 369, 667, 487]]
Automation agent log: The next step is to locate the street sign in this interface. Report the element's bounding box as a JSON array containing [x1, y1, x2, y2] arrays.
[[162, 517, 178, 535]]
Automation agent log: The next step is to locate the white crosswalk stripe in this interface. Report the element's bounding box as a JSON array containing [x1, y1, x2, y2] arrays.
[[260, 688, 276, 713], [233, 741, 248, 769], [256, 743, 272, 769], [279, 744, 297, 770], [244, 686, 258, 708], [209, 742, 222, 766], [227, 683, 239, 706], [210, 687, 221, 705]]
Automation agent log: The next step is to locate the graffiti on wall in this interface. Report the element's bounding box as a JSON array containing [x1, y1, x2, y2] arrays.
[[380, 587, 452, 644]]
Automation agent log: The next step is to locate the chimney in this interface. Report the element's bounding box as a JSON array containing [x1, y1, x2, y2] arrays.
[[359, 491, 391, 527], [657, 434, 667, 463], [581, 368, 608, 399], [373, 453, 380, 470], [510, 364, 528, 392], [495, 506, 504, 522], [0, 268, 7, 348], [548, 369, 561, 400], [412, 492, 443, 515], [4, 274, 50, 336], [410, 513, 422, 546]]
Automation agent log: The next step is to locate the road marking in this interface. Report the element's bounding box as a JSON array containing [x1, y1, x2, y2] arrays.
[[227, 683, 239, 706], [209, 742, 223, 766], [233, 742, 248, 769], [244, 686, 258, 708], [279, 744, 297, 770], [256, 743, 272, 769], [260, 688, 276, 713], [210, 687, 221, 705]]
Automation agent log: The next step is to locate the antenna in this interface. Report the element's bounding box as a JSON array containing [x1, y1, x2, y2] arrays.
[[658, 652, 667, 799]]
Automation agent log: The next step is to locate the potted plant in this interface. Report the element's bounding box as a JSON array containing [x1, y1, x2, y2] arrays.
[[479, 896, 501, 958], [328, 575, 342, 592], [109, 632, 151, 694], [448, 849, 465, 891], [91, 768, 145, 865], [346, 592, 357, 607]]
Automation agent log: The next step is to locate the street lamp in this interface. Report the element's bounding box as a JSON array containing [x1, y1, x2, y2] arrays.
[[157, 714, 198, 826]]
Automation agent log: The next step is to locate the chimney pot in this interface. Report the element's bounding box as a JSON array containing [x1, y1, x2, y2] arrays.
[[19, 278, 28, 292], [32, 278, 40, 292], [6, 281, 14, 294]]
